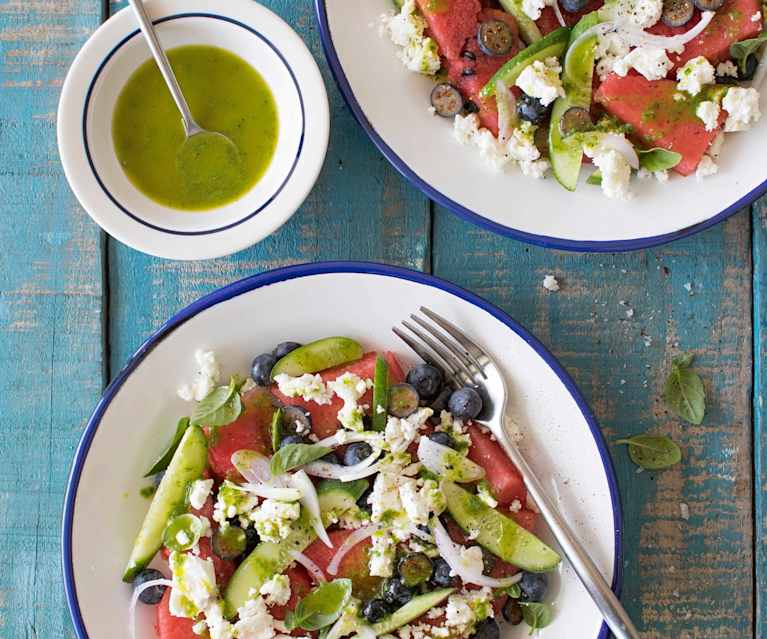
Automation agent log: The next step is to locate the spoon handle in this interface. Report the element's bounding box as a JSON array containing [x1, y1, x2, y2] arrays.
[[127, 0, 200, 136]]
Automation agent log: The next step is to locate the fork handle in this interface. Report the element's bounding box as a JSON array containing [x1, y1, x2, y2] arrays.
[[502, 439, 641, 639]]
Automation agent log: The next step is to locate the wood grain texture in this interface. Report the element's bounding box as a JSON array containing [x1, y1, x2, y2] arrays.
[[106, 0, 430, 371], [432, 207, 754, 638], [0, 0, 103, 637]]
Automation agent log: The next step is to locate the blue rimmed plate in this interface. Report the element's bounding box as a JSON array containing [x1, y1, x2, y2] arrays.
[[58, 0, 328, 260], [315, 0, 766, 252], [62, 262, 621, 638]]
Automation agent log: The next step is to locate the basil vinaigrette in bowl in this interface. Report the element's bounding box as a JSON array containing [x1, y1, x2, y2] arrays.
[[112, 44, 278, 211]]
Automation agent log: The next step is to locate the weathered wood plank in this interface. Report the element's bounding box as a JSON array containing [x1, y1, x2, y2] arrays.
[[432, 207, 753, 638], [0, 0, 103, 636], [107, 0, 430, 371]]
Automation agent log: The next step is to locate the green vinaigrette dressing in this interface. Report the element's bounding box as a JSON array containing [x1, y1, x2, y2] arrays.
[[112, 45, 278, 211]]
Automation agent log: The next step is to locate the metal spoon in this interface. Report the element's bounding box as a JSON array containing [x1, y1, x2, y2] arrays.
[[127, 0, 240, 184]]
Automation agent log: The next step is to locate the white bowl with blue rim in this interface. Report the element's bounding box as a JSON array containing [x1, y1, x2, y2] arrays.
[[58, 0, 329, 260], [62, 262, 622, 639], [315, 1, 767, 252]]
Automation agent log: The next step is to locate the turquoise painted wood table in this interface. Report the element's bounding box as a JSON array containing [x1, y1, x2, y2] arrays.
[[0, 0, 764, 637]]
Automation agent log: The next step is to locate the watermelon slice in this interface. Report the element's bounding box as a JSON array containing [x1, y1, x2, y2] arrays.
[[415, 0, 483, 60], [536, 0, 604, 35], [272, 351, 405, 439], [648, 0, 762, 68], [157, 587, 197, 639], [510, 508, 538, 532], [269, 565, 313, 621], [207, 387, 275, 480], [595, 74, 724, 175], [466, 423, 526, 506]]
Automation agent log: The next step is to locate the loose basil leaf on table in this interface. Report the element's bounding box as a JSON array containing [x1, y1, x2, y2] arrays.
[[614, 434, 682, 470], [190, 376, 243, 428], [520, 602, 553, 631], [731, 29, 767, 74], [663, 352, 706, 424], [270, 443, 333, 476], [285, 579, 353, 631], [144, 416, 190, 477]]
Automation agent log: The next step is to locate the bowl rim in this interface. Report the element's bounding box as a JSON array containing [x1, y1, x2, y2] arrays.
[[313, 0, 767, 253], [61, 261, 623, 639]]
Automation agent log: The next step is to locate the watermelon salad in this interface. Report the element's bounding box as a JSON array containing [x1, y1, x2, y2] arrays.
[[381, 0, 765, 199], [125, 337, 562, 639]]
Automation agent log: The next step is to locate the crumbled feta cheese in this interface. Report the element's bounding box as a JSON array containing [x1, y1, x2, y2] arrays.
[[542, 274, 560, 292], [584, 144, 633, 200], [509, 498, 522, 513], [475, 129, 512, 170], [611, 0, 664, 28], [234, 595, 281, 639], [507, 122, 540, 162], [613, 46, 672, 81], [515, 57, 565, 106], [274, 373, 333, 405], [435, 410, 472, 451], [676, 56, 715, 96], [213, 481, 259, 525], [250, 499, 300, 543], [328, 372, 373, 431], [385, 407, 432, 453], [383, 0, 440, 75], [722, 86, 762, 132], [716, 60, 738, 78], [696, 100, 721, 131], [695, 155, 718, 180], [637, 167, 669, 182], [169, 551, 218, 618], [189, 478, 214, 511], [595, 33, 631, 80], [369, 470, 404, 524], [369, 529, 397, 577], [445, 594, 475, 630], [178, 349, 221, 401], [458, 545, 485, 575], [453, 113, 480, 146], [476, 481, 498, 508], [397, 477, 444, 526], [519, 158, 550, 178], [259, 574, 291, 606]]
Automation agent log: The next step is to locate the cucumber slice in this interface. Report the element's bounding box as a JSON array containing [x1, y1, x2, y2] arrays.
[[144, 416, 189, 477], [271, 408, 283, 454], [498, 0, 543, 44], [442, 480, 561, 572], [317, 478, 369, 526], [481, 27, 570, 98], [549, 13, 600, 191], [371, 588, 454, 635], [123, 425, 208, 581], [371, 355, 389, 431], [270, 337, 364, 379]]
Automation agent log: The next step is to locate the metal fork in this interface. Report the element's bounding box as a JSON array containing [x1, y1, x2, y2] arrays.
[[394, 307, 641, 639]]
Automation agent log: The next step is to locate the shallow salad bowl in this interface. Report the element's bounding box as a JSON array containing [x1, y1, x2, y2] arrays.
[[62, 262, 622, 639]]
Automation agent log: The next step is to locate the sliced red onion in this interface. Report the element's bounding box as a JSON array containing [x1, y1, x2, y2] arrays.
[[304, 447, 383, 481], [291, 470, 333, 548], [230, 482, 302, 501], [327, 524, 379, 575], [600, 133, 639, 169], [552, 0, 566, 27], [407, 523, 434, 541], [231, 449, 273, 483], [129, 578, 173, 639], [432, 519, 523, 589], [316, 431, 383, 448], [417, 437, 485, 483], [290, 550, 327, 583], [615, 11, 714, 51], [495, 79, 516, 144]]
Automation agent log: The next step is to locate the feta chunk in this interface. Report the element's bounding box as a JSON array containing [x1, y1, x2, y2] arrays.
[[722, 86, 762, 132], [274, 373, 333, 405], [259, 574, 291, 607], [213, 480, 259, 525], [521, 0, 547, 20], [612, 0, 664, 27], [445, 594, 475, 630], [178, 349, 221, 401], [542, 274, 560, 292], [695, 155, 718, 180], [676, 56, 715, 96], [716, 60, 738, 78], [515, 57, 565, 107], [595, 33, 631, 80], [234, 595, 281, 639], [383, 0, 440, 75], [519, 158, 550, 178], [475, 129, 512, 170], [584, 141, 633, 200], [328, 372, 373, 431], [507, 122, 540, 162], [613, 46, 672, 81], [384, 407, 432, 453], [189, 478, 214, 511], [169, 551, 218, 618], [453, 113, 481, 146], [250, 499, 300, 543], [696, 100, 721, 131], [369, 470, 403, 524], [369, 529, 397, 577]]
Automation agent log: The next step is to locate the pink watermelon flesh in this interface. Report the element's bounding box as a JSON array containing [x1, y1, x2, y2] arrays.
[[466, 422, 527, 505], [596, 75, 723, 175], [156, 588, 197, 639], [415, 0, 483, 60], [271, 351, 406, 439], [536, 0, 604, 34]]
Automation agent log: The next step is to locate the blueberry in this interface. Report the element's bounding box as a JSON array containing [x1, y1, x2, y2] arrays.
[[397, 553, 433, 586], [430, 386, 453, 413], [251, 353, 277, 386], [463, 100, 480, 114], [739, 55, 759, 81], [280, 434, 308, 448], [430, 557, 454, 588], [243, 526, 260, 555], [133, 568, 167, 605], [282, 405, 312, 436], [470, 618, 500, 639], [448, 387, 483, 420], [274, 341, 302, 360], [560, 0, 588, 10], [362, 598, 389, 623], [382, 577, 414, 607], [428, 431, 456, 449], [502, 599, 523, 625], [517, 94, 550, 124], [715, 72, 739, 85], [344, 442, 373, 466], [406, 364, 444, 400], [322, 450, 341, 464], [519, 572, 548, 602]]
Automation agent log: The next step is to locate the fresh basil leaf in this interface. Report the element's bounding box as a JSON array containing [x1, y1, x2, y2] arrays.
[[663, 353, 706, 424], [271, 408, 283, 454], [190, 377, 243, 428], [615, 434, 681, 470], [270, 443, 333, 476], [587, 170, 602, 185], [731, 29, 767, 74], [638, 148, 682, 172], [506, 583, 522, 599], [520, 602, 553, 632], [287, 579, 353, 631], [144, 417, 190, 477]]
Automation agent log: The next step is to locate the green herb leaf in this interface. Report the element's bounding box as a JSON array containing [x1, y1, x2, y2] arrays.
[[270, 443, 333, 476], [190, 378, 243, 428], [271, 408, 283, 454], [587, 170, 602, 185], [520, 602, 553, 633], [731, 29, 767, 74], [286, 579, 353, 631], [371, 354, 390, 431], [144, 417, 190, 477], [638, 148, 682, 172], [663, 352, 706, 424], [614, 434, 682, 470], [505, 583, 522, 599]]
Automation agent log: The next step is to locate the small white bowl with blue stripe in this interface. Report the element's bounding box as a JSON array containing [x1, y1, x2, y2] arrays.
[[58, 0, 329, 260]]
